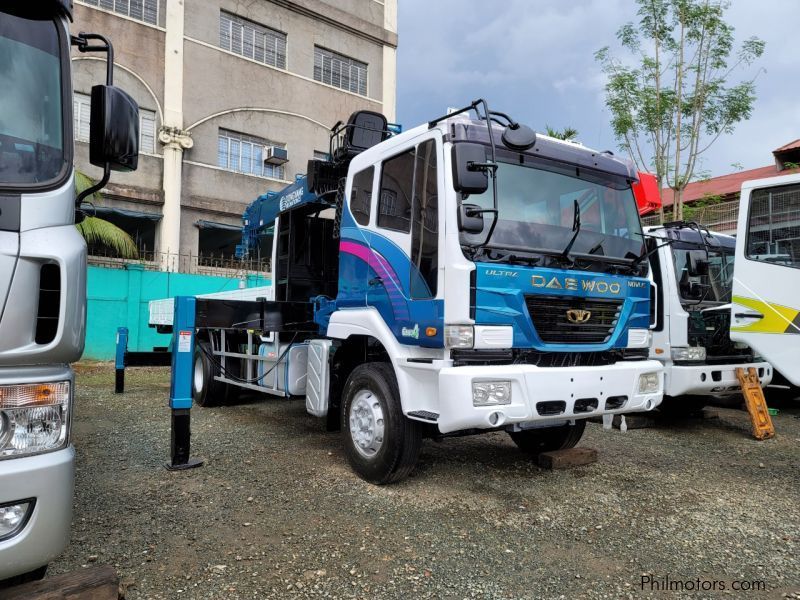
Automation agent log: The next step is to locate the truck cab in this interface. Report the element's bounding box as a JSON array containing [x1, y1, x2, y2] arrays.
[[731, 172, 800, 391], [1, 0, 139, 584], [184, 105, 664, 483], [645, 224, 771, 413]]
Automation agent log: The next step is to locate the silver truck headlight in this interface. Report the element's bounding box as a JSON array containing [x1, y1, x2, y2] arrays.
[[671, 346, 706, 361], [638, 372, 661, 394], [445, 325, 474, 349], [472, 381, 512, 406], [0, 382, 71, 459]]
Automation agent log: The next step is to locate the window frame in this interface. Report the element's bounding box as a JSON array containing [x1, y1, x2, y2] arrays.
[[409, 139, 440, 299], [313, 45, 368, 96], [744, 182, 800, 270], [219, 10, 287, 70], [217, 128, 287, 180], [81, 0, 159, 26]]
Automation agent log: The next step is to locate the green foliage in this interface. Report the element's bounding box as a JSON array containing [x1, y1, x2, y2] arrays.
[[74, 170, 139, 259], [545, 125, 579, 141], [783, 161, 800, 170], [682, 193, 725, 220], [596, 0, 765, 220]]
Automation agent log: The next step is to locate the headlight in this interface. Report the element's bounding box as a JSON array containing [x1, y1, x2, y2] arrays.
[[0, 382, 71, 459], [472, 381, 512, 406], [638, 372, 660, 394], [0, 500, 34, 541], [445, 325, 474, 349], [671, 346, 706, 361]]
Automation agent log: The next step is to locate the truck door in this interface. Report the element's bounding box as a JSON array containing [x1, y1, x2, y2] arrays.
[[366, 137, 444, 347], [731, 176, 800, 385]]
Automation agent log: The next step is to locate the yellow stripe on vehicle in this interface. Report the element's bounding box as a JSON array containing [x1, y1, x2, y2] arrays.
[[731, 295, 800, 334]]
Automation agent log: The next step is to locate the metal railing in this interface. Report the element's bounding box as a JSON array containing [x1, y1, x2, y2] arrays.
[[642, 199, 740, 234], [87, 249, 271, 277]]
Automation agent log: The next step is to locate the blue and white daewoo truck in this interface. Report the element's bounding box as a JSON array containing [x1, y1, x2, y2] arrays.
[[151, 102, 664, 484]]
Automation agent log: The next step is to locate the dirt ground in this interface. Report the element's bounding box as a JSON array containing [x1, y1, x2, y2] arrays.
[[45, 364, 800, 599]]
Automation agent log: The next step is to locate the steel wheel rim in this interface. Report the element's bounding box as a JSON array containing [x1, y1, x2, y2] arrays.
[[193, 353, 204, 395], [349, 389, 385, 459]]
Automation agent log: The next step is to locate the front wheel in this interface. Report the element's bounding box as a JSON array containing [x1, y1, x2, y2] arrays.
[[341, 363, 422, 484], [508, 420, 586, 456]]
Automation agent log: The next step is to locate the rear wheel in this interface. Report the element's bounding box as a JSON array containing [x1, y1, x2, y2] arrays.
[[508, 420, 586, 456], [193, 339, 243, 406], [341, 363, 422, 484]]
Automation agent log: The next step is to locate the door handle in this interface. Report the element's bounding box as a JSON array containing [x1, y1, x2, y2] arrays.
[[734, 312, 764, 320], [368, 276, 383, 286]]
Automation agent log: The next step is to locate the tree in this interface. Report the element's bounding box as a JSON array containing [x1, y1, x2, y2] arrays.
[[545, 125, 580, 141], [596, 0, 764, 220], [75, 170, 139, 259]]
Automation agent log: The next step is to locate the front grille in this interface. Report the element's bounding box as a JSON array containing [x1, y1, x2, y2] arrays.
[[525, 295, 623, 344]]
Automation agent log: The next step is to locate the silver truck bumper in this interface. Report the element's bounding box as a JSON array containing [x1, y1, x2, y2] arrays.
[[665, 361, 773, 397], [0, 446, 75, 581], [437, 359, 664, 433]]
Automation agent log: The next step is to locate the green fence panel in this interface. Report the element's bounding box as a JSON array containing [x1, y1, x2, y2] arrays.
[[84, 265, 269, 360]]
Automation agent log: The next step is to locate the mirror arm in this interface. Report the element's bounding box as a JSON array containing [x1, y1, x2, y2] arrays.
[[71, 32, 115, 85], [75, 164, 111, 209], [467, 161, 497, 173]]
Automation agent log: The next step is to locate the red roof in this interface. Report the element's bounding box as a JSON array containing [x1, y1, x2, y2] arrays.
[[650, 164, 800, 213], [774, 139, 800, 153]]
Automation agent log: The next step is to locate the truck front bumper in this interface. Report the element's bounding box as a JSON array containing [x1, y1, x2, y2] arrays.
[[437, 359, 663, 433], [0, 446, 75, 582], [665, 361, 773, 397]]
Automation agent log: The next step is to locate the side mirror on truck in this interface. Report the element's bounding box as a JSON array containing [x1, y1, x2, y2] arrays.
[[89, 84, 140, 172], [458, 203, 486, 234], [452, 143, 489, 195], [687, 252, 709, 277]]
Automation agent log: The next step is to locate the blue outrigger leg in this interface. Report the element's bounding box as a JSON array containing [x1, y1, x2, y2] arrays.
[[114, 326, 128, 393], [166, 296, 203, 470]]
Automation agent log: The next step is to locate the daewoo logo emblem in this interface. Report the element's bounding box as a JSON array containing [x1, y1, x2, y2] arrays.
[[566, 309, 592, 324]]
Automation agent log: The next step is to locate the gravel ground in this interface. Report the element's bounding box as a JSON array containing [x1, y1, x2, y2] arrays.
[[46, 364, 800, 599]]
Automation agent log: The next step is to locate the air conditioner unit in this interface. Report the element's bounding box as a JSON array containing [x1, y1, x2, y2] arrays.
[[263, 146, 288, 165]]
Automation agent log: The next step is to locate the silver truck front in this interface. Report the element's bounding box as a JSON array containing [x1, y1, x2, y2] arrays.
[[0, 2, 81, 582]]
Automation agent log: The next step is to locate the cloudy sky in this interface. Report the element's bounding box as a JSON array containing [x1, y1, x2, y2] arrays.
[[396, 0, 798, 178]]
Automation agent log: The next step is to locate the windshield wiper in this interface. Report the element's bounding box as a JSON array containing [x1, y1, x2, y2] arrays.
[[560, 199, 581, 261]]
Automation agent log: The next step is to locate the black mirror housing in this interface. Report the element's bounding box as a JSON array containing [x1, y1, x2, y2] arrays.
[[89, 84, 140, 172], [458, 203, 485, 234], [452, 143, 488, 195]]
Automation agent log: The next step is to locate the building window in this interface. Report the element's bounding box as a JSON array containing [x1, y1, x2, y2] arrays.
[[219, 11, 287, 69], [82, 0, 158, 25], [73, 93, 91, 143], [139, 109, 156, 154], [74, 92, 157, 154], [218, 129, 286, 180], [313, 150, 331, 161], [313, 46, 367, 96]]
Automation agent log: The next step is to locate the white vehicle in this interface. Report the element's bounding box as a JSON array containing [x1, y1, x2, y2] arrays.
[[645, 223, 772, 413], [0, 1, 138, 585], [731, 172, 800, 391], [153, 103, 664, 484]]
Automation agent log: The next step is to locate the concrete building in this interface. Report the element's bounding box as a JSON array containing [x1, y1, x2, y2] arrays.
[[71, 0, 398, 272]]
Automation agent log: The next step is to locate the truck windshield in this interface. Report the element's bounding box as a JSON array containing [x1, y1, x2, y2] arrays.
[[673, 245, 734, 303], [0, 11, 65, 186], [462, 159, 644, 267]]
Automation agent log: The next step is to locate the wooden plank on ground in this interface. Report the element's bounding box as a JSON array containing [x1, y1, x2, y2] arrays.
[[538, 447, 598, 469], [0, 565, 118, 600]]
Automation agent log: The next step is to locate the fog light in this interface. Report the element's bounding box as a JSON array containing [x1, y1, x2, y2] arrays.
[[671, 346, 706, 361], [0, 500, 33, 541], [472, 381, 512, 406], [445, 325, 474, 349], [638, 372, 660, 394]]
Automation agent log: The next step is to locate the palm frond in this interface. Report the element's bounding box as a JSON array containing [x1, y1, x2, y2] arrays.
[[74, 169, 103, 205], [76, 216, 139, 259]]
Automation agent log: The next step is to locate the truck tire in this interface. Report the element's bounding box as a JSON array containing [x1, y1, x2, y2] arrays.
[[508, 420, 586, 456], [193, 341, 225, 407], [341, 362, 422, 484]]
